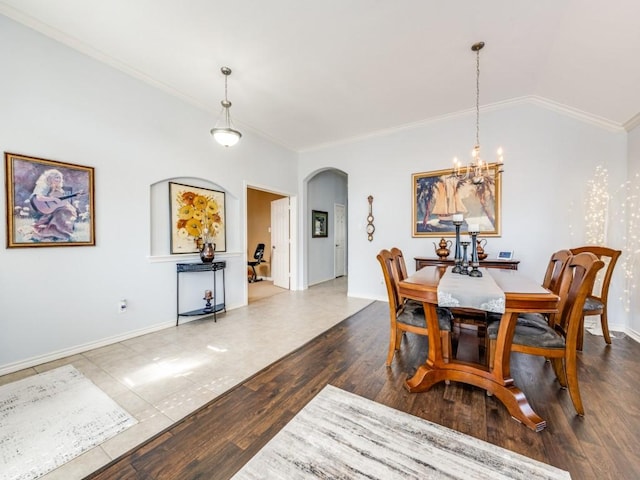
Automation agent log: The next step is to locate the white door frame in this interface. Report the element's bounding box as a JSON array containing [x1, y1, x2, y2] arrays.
[[271, 197, 290, 289], [334, 203, 346, 277], [245, 183, 298, 302]]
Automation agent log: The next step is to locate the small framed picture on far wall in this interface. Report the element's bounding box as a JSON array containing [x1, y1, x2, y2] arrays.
[[312, 210, 328, 238], [498, 250, 514, 260]]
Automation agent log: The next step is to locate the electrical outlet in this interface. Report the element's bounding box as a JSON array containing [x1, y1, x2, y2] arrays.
[[118, 299, 127, 313]]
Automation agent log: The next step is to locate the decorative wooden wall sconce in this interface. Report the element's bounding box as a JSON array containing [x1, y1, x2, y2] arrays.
[[366, 195, 375, 241]]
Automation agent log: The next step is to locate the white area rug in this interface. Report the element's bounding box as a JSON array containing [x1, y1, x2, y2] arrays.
[[233, 385, 571, 480], [0, 365, 137, 480]]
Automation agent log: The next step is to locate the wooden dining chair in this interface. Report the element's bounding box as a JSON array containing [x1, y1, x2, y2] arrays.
[[513, 249, 573, 330], [377, 249, 454, 366], [570, 246, 621, 350], [390, 247, 422, 309], [396, 246, 488, 349], [487, 252, 604, 415]]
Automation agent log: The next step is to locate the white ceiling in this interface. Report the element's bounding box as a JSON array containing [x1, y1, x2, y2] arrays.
[[2, 0, 639, 152]]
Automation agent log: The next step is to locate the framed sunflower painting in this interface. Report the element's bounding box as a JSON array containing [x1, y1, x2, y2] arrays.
[[169, 182, 226, 254]]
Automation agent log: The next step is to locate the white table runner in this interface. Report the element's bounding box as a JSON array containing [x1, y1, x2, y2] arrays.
[[437, 267, 505, 313]]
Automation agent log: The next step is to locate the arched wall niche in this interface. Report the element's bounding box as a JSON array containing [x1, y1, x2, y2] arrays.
[[149, 176, 240, 258]]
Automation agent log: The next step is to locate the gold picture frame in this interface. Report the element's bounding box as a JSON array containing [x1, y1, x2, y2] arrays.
[[5, 152, 95, 248], [412, 163, 501, 237], [169, 182, 226, 254]]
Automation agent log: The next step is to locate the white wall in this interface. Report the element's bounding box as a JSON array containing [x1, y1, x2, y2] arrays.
[[2, 14, 637, 373], [0, 16, 298, 372], [299, 102, 630, 331], [306, 170, 347, 285], [627, 124, 640, 337]]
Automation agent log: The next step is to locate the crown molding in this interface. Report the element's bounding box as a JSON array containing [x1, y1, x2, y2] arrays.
[[300, 96, 625, 153], [623, 112, 640, 132], [0, 5, 211, 112], [524, 96, 624, 133]]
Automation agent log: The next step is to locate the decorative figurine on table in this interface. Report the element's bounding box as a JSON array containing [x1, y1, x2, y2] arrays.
[[477, 238, 488, 261], [467, 224, 483, 277], [433, 238, 452, 259], [203, 290, 213, 312], [452, 214, 464, 273]]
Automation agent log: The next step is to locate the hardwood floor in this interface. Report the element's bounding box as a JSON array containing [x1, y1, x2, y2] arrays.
[[86, 302, 640, 480]]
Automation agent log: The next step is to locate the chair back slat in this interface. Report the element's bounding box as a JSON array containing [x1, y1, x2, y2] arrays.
[[569, 246, 621, 303], [542, 249, 572, 294], [376, 249, 404, 314], [554, 252, 604, 342], [390, 247, 411, 304]]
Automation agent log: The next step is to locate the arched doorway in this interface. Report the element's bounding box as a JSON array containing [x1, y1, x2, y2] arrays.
[[305, 168, 348, 287]]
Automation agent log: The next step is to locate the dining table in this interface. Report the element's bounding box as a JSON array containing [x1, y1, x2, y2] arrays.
[[398, 266, 560, 432]]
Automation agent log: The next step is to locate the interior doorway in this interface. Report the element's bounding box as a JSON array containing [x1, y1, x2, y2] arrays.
[[246, 186, 291, 303], [306, 169, 348, 287], [334, 203, 346, 277]]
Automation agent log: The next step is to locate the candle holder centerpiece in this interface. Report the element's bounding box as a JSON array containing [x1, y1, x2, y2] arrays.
[[460, 239, 470, 275], [452, 214, 464, 273], [467, 224, 483, 277]]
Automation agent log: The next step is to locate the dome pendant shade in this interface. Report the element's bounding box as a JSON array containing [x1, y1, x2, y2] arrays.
[[210, 67, 241, 147], [211, 127, 242, 147]]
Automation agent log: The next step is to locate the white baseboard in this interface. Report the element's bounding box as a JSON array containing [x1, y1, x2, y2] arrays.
[[624, 325, 640, 343], [0, 303, 245, 376], [0, 321, 173, 376]]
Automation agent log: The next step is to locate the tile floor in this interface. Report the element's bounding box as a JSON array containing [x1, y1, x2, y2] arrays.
[[0, 277, 371, 480]]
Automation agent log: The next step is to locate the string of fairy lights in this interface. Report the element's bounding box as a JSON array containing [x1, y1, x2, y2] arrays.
[[584, 166, 610, 245], [618, 172, 639, 312], [584, 166, 639, 312]]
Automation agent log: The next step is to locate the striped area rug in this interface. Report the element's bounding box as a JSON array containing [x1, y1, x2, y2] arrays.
[[232, 384, 571, 480]]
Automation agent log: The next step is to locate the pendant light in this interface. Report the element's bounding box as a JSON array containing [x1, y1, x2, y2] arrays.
[[210, 66, 242, 147], [453, 42, 504, 183]]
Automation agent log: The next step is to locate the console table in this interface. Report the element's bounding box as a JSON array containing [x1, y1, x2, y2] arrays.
[[414, 256, 519, 271], [176, 261, 226, 326]]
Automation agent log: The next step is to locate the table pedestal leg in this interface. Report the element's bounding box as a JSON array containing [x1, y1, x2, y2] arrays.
[[405, 310, 546, 432], [405, 366, 546, 431]]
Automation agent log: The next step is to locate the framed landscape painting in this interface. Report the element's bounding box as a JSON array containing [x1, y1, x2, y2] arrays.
[[5, 152, 95, 248], [169, 182, 226, 254], [412, 163, 501, 237]]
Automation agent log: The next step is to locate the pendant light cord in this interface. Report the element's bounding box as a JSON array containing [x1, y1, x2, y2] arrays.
[[475, 47, 480, 148]]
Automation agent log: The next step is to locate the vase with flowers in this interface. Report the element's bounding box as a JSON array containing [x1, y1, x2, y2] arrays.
[[174, 188, 223, 261]]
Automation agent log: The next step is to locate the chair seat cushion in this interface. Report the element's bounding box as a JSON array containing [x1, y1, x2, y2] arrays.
[[583, 296, 603, 312], [398, 305, 453, 331], [516, 312, 550, 328], [486, 312, 548, 327], [405, 298, 423, 309], [487, 318, 565, 349]]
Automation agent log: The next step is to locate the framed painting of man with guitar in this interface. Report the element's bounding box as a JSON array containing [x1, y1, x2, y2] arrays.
[[5, 152, 95, 247]]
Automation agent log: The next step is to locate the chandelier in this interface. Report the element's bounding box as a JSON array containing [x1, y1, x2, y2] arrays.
[[210, 66, 242, 147], [453, 42, 504, 184]]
